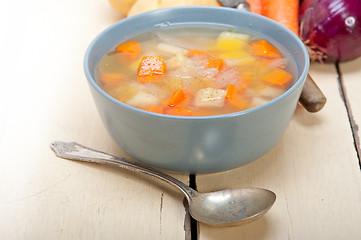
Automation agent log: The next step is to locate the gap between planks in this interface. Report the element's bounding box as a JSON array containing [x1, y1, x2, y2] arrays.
[[335, 63, 361, 169], [184, 174, 198, 240]]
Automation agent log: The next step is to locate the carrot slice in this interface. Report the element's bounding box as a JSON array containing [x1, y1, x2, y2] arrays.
[[187, 49, 207, 58], [252, 40, 281, 58], [137, 56, 166, 83], [165, 108, 192, 116], [262, 68, 293, 88], [140, 106, 164, 114], [137, 75, 163, 83], [99, 72, 124, 87], [116, 41, 141, 55], [225, 84, 237, 100], [261, 0, 299, 36], [168, 89, 187, 107], [227, 95, 248, 110], [137, 56, 166, 76], [206, 59, 224, 70]]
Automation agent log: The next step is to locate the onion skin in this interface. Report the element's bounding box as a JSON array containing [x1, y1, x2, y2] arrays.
[[299, 0, 361, 62]]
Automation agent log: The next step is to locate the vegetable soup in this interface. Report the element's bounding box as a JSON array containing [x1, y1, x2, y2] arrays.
[[95, 26, 297, 116]]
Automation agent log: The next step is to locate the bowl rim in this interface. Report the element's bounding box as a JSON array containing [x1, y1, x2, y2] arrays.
[[84, 6, 310, 120]]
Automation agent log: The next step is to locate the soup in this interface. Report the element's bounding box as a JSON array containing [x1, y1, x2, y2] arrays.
[[95, 26, 296, 116]]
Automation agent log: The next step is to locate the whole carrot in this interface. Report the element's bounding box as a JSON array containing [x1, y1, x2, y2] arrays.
[[261, 0, 299, 36], [245, 0, 263, 14]]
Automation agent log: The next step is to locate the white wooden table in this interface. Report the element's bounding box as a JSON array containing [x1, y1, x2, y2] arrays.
[[1, 1, 361, 239]]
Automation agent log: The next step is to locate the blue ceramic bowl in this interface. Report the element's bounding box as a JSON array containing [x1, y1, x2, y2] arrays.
[[84, 6, 309, 174]]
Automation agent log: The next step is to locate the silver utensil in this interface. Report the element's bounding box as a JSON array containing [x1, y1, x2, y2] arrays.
[[50, 141, 276, 226]]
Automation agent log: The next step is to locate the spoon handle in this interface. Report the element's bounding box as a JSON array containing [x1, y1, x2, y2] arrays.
[[299, 74, 327, 112], [50, 141, 196, 200]]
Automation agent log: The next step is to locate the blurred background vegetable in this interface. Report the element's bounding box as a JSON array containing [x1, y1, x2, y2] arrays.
[[127, 0, 220, 17], [108, 0, 137, 16], [299, 0, 361, 62]]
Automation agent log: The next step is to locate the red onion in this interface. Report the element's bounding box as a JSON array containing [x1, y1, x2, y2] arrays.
[[299, 0, 361, 62]]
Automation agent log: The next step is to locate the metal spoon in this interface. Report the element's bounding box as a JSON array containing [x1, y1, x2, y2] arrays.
[[50, 141, 276, 226]]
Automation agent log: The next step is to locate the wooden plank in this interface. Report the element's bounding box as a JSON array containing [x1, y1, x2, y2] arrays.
[[0, 0, 188, 239], [339, 57, 361, 163], [197, 62, 361, 239]]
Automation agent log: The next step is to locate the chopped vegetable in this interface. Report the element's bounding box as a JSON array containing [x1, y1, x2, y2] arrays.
[[116, 41, 142, 55], [100, 72, 124, 87], [157, 43, 187, 55], [216, 36, 247, 51], [252, 40, 281, 58], [126, 91, 160, 107], [194, 88, 227, 107], [217, 31, 249, 41], [168, 89, 187, 107], [206, 59, 224, 70], [187, 49, 207, 58], [165, 108, 193, 116], [166, 53, 187, 70], [225, 84, 236, 100], [210, 33, 249, 59], [262, 0, 299, 36], [141, 106, 164, 114], [300, 0, 361, 62], [262, 68, 292, 88], [227, 95, 248, 110], [137, 56, 166, 82], [137, 75, 164, 83]]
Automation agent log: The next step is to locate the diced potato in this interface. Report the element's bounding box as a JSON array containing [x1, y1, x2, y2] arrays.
[[166, 53, 187, 70], [207, 31, 251, 60], [194, 88, 227, 107], [157, 43, 188, 56], [129, 57, 142, 73], [252, 96, 269, 107], [260, 86, 285, 100], [126, 91, 159, 107], [216, 38, 247, 52], [218, 31, 250, 41]]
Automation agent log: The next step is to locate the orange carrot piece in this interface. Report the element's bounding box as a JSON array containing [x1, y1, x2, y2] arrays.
[[225, 84, 237, 100], [262, 68, 293, 87], [206, 59, 224, 70], [116, 41, 141, 55], [245, 0, 263, 14], [137, 56, 166, 76], [187, 49, 207, 58], [140, 106, 164, 114], [168, 89, 187, 107], [137, 75, 163, 83], [165, 108, 192, 116], [137, 56, 166, 82], [261, 0, 299, 36], [227, 95, 248, 110], [252, 40, 281, 58], [99, 72, 124, 87]]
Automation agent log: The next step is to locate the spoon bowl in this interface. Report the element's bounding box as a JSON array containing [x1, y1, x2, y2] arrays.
[[50, 141, 276, 226], [190, 188, 276, 225]]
